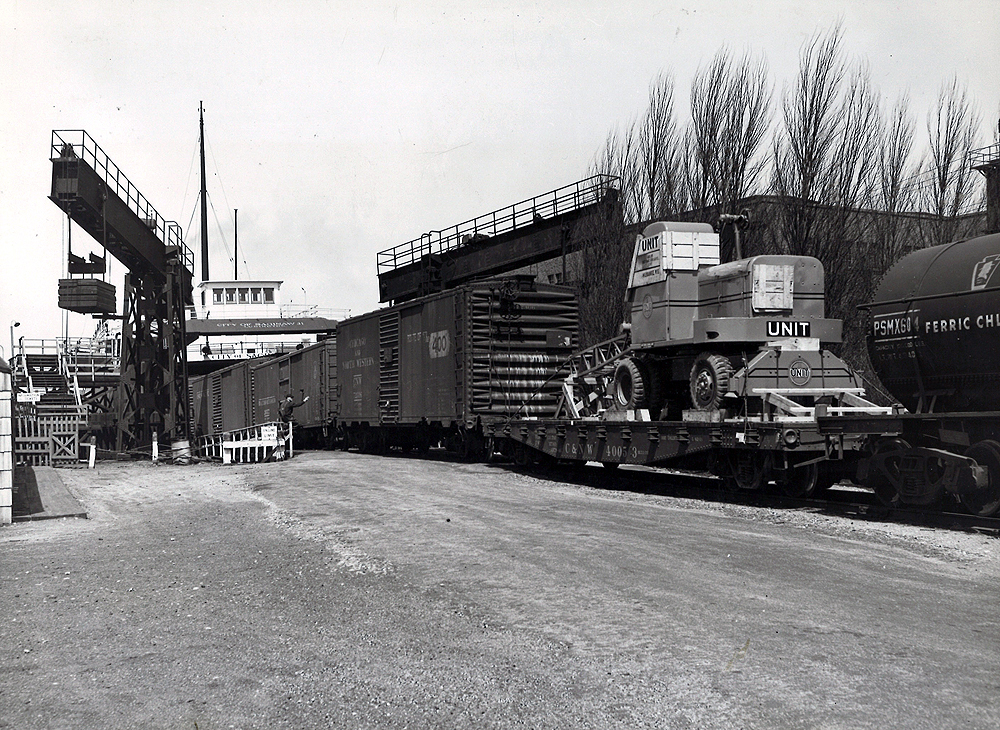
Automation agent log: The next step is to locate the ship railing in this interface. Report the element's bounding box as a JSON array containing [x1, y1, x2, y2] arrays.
[[186, 304, 350, 321], [376, 174, 619, 274], [188, 339, 322, 360], [51, 130, 195, 274]]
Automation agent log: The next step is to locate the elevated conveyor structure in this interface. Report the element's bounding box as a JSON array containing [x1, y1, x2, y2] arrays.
[[376, 175, 620, 303], [49, 131, 194, 451]]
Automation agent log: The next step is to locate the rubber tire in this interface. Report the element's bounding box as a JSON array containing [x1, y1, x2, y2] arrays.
[[690, 353, 734, 411], [613, 358, 648, 409], [961, 440, 1000, 517]]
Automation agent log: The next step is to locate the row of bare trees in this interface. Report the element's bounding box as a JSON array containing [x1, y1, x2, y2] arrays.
[[579, 24, 994, 366]]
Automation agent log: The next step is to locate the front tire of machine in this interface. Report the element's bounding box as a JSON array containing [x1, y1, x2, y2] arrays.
[[613, 358, 648, 409], [961, 440, 1000, 517], [690, 353, 734, 411]]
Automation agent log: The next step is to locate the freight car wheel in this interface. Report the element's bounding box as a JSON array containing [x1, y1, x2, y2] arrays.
[[612, 358, 648, 409], [513, 442, 533, 467], [726, 450, 770, 491], [961, 440, 1000, 517], [778, 460, 819, 498], [690, 353, 734, 411], [868, 437, 910, 507]]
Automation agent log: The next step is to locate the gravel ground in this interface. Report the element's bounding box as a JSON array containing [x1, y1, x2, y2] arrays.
[[1, 454, 997, 729]]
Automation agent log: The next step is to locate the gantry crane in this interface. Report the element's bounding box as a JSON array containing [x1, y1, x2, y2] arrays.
[[49, 130, 194, 451]]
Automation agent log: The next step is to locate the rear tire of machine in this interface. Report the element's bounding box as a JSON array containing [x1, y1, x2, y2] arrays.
[[613, 358, 648, 409], [961, 440, 1000, 517], [690, 353, 733, 411]]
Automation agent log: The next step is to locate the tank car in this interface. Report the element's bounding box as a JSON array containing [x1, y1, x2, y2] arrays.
[[868, 232, 1000, 412], [863, 232, 1000, 515]]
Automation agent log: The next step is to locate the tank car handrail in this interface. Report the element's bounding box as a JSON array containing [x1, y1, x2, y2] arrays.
[[970, 142, 1000, 169]]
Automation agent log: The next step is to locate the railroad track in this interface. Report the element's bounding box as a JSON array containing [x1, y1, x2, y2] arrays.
[[488, 457, 1000, 537], [329, 447, 1000, 535]]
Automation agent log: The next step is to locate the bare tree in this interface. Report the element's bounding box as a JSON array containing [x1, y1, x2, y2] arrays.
[[770, 25, 847, 256], [580, 74, 687, 344], [687, 48, 772, 216], [769, 26, 895, 366], [638, 73, 686, 219], [914, 76, 984, 246], [870, 95, 918, 276], [591, 73, 685, 225]]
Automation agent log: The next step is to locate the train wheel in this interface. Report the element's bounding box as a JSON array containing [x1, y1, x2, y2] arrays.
[[961, 440, 1000, 517], [612, 358, 648, 409], [727, 450, 770, 490], [813, 462, 841, 494], [868, 437, 909, 507], [513, 442, 532, 467], [690, 353, 733, 411], [778, 460, 819, 498]]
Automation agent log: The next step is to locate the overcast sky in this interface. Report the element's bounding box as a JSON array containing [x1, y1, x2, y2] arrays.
[[2, 0, 998, 345]]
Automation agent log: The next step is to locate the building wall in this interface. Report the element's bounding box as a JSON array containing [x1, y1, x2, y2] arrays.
[[1, 361, 12, 525]]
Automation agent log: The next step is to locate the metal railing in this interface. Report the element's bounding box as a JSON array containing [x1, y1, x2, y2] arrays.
[[376, 175, 619, 274], [11, 337, 120, 390], [51, 130, 195, 274], [970, 142, 1000, 169], [187, 338, 320, 361], [186, 304, 350, 321]]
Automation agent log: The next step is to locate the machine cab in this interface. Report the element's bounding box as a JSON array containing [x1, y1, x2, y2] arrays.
[[626, 221, 720, 348]]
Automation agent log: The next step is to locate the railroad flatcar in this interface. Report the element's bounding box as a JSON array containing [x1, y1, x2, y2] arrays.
[[491, 220, 891, 498], [337, 277, 577, 457]]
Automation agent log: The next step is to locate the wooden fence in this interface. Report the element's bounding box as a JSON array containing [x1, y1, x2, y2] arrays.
[[195, 422, 292, 464], [13, 413, 82, 466]]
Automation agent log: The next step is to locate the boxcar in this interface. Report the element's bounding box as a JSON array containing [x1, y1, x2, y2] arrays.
[[189, 337, 338, 448], [189, 357, 254, 437], [250, 337, 338, 447], [337, 277, 577, 456]]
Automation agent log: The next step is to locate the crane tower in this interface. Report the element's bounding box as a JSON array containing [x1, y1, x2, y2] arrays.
[[48, 131, 194, 451]]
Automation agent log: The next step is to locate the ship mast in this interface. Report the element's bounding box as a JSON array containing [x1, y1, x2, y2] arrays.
[[199, 101, 209, 282]]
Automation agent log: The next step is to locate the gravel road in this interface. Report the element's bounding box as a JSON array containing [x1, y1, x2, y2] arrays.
[[1, 452, 997, 729]]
